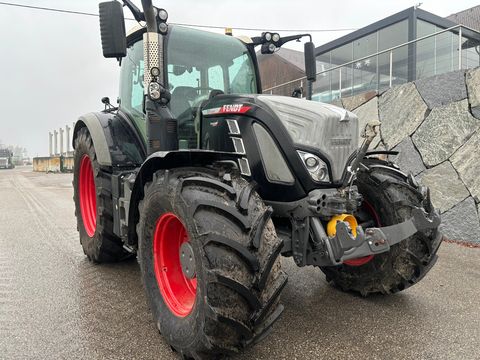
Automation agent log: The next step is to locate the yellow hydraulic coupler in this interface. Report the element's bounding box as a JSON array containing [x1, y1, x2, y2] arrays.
[[327, 214, 358, 238]]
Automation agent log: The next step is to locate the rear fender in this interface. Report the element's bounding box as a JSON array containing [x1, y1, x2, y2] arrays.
[[72, 112, 146, 167]]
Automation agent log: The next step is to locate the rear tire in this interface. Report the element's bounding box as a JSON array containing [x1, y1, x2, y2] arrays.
[[137, 168, 287, 359], [321, 159, 443, 296], [73, 127, 127, 262]]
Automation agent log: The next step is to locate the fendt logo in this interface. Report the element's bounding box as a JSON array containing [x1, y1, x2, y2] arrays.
[[221, 104, 244, 113], [331, 137, 352, 146], [202, 104, 252, 116]]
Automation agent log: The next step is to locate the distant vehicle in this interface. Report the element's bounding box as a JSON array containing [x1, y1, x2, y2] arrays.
[[0, 149, 14, 169]]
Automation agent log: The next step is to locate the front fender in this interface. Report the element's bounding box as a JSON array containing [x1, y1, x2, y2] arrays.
[[126, 150, 243, 246]]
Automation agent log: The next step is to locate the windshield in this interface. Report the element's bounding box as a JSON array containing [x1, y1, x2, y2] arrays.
[[167, 26, 258, 119]]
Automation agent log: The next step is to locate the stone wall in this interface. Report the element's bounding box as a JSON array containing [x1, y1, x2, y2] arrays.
[[330, 68, 480, 243]]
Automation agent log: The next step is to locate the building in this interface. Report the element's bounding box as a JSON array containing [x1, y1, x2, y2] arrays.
[[262, 6, 480, 102], [257, 47, 326, 97], [257, 48, 307, 97], [447, 5, 480, 31]]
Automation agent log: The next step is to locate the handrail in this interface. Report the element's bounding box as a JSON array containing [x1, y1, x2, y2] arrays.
[[263, 24, 480, 92]]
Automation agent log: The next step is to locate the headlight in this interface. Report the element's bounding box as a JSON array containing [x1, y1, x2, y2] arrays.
[[297, 151, 330, 182], [264, 32, 272, 41], [268, 43, 276, 52], [272, 33, 280, 43], [149, 82, 161, 99]]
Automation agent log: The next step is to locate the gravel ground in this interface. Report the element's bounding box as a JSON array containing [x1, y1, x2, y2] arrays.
[[0, 167, 479, 359]]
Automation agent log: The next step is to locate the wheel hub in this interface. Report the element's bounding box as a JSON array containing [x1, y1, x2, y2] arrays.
[[179, 242, 196, 279]]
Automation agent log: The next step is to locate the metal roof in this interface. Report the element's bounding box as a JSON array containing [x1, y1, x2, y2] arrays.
[[313, 7, 475, 56], [447, 5, 480, 31]]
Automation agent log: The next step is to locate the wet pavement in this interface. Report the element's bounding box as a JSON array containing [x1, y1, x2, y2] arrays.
[[0, 167, 479, 359]]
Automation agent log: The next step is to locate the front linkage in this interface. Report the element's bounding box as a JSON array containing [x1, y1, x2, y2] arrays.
[[324, 206, 440, 265], [268, 183, 440, 268]]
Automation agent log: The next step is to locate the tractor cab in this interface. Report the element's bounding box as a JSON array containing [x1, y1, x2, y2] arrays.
[[119, 25, 260, 149]]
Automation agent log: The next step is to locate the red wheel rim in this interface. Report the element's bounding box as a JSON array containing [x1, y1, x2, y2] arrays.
[[79, 154, 97, 237], [343, 200, 380, 267], [153, 213, 197, 317]]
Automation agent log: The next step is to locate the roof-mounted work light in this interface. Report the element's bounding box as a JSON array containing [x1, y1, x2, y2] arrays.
[[156, 8, 168, 34]]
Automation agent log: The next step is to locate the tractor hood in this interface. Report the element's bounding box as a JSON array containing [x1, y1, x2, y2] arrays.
[[255, 96, 359, 182], [201, 94, 359, 188]]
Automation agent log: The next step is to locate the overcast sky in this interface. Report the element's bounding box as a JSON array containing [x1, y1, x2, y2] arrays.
[[0, 0, 479, 157]]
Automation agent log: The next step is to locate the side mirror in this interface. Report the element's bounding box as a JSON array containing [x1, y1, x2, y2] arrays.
[[304, 42, 316, 82], [99, 1, 126, 58], [291, 87, 303, 98]]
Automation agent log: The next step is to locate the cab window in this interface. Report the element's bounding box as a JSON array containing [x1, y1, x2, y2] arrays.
[[118, 40, 146, 140]]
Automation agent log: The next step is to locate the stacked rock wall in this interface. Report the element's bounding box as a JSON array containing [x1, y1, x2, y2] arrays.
[[330, 68, 480, 243]]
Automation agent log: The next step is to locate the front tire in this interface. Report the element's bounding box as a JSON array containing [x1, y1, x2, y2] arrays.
[[137, 168, 287, 359], [321, 159, 443, 296]]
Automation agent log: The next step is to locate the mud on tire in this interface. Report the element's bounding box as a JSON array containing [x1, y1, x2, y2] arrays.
[[321, 159, 443, 296], [73, 126, 127, 262], [137, 168, 287, 359]]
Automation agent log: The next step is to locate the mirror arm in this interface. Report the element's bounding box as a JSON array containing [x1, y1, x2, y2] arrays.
[[251, 36, 264, 46], [252, 34, 312, 47], [277, 33, 311, 47], [121, 0, 145, 22], [141, 0, 157, 32]]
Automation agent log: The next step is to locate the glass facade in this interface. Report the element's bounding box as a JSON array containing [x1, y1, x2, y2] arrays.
[[313, 20, 409, 101], [416, 19, 480, 79], [310, 10, 480, 103]]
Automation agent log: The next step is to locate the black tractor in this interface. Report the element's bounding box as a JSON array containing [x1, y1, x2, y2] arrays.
[[72, 1, 442, 358]]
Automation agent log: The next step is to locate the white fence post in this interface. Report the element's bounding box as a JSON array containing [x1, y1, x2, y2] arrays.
[[339, 68, 342, 99]]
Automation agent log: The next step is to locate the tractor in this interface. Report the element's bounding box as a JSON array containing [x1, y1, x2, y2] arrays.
[[72, 1, 442, 358]]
